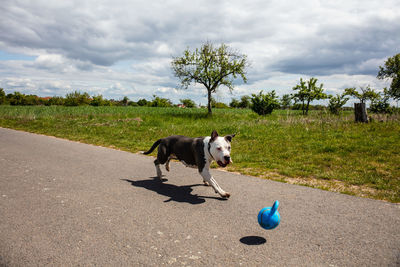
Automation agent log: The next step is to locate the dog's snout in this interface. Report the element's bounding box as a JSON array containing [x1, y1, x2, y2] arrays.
[[224, 156, 230, 162]]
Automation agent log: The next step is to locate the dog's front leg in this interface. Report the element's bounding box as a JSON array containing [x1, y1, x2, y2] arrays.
[[200, 169, 230, 198]]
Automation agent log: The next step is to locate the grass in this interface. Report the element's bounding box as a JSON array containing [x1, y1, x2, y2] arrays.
[[0, 105, 399, 202]]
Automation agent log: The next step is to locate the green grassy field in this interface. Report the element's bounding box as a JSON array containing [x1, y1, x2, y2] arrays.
[[1, 105, 399, 202]]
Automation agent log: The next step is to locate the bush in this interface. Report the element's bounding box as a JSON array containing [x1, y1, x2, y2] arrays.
[[64, 91, 91, 106], [47, 96, 65, 106], [328, 94, 349, 115], [137, 99, 148, 106], [150, 95, 172, 107], [0, 88, 6, 105], [229, 98, 240, 108], [251, 90, 280, 115], [180, 98, 196, 108], [369, 88, 394, 114]]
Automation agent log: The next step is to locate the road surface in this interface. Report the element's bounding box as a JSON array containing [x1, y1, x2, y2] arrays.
[[0, 127, 399, 266]]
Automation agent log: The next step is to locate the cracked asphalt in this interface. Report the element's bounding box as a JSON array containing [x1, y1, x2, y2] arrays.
[[0, 127, 399, 266]]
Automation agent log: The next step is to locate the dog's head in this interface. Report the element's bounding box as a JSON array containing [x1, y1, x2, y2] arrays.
[[208, 130, 236, 167]]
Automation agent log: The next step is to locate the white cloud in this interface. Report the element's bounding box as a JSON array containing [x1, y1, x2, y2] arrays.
[[0, 0, 398, 103]]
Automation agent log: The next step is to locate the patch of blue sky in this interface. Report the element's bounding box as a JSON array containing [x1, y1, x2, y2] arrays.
[[0, 50, 36, 61]]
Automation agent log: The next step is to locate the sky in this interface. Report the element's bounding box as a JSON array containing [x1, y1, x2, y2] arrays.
[[0, 0, 399, 105]]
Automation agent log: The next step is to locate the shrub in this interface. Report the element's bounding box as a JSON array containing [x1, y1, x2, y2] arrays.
[[48, 96, 65, 106], [150, 95, 172, 107], [369, 88, 394, 114], [251, 90, 280, 115], [137, 99, 148, 106], [180, 98, 196, 108], [64, 91, 91, 106], [0, 88, 6, 105], [328, 94, 349, 115]]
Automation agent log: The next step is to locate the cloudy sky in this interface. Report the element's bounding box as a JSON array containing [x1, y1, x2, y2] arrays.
[[0, 0, 399, 105]]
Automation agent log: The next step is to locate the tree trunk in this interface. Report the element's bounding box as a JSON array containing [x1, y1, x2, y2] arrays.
[[207, 90, 212, 115], [354, 103, 368, 123]]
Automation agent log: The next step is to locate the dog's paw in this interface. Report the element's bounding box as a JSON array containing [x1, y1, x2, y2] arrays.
[[222, 192, 231, 199], [203, 180, 210, 186]]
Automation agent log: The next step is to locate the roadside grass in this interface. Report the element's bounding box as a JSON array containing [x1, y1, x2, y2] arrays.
[[0, 105, 399, 202]]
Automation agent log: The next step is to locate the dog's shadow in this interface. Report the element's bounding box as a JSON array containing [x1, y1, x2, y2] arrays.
[[122, 177, 226, 205]]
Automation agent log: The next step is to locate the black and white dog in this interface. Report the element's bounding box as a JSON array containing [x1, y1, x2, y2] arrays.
[[143, 130, 235, 198]]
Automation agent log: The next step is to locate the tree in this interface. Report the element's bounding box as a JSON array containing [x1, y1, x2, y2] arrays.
[[292, 77, 327, 115], [370, 88, 393, 114], [48, 96, 65, 106], [150, 95, 172, 107], [280, 94, 292, 109], [7, 92, 24, 105], [120, 96, 129, 106], [171, 42, 248, 115], [377, 53, 400, 100], [0, 88, 6, 104], [328, 93, 349, 115], [229, 98, 240, 108], [344, 86, 380, 104], [91, 95, 106, 106], [344, 86, 380, 123], [64, 91, 91, 106], [137, 98, 148, 106], [238, 95, 251, 108], [250, 90, 280, 115], [180, 98, 196, 108]]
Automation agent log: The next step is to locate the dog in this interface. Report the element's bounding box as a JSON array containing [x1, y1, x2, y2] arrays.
[[142, 130, 235, 198]]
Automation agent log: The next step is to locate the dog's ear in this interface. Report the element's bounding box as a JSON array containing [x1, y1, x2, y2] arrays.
[[224, 134, 236, 143], [210, 130, 219, 142]]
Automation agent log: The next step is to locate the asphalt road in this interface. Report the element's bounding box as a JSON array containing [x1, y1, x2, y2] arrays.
[[0, 127, 399, 266]]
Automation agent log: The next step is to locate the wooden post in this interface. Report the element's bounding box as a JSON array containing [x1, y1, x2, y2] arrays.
[[354, 103, 368, 123]]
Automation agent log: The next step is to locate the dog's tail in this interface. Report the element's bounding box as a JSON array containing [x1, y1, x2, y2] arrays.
[[142, 139, 161, 155]]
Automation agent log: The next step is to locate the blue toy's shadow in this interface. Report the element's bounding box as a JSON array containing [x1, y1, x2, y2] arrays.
[[240, 236, 267, 245]]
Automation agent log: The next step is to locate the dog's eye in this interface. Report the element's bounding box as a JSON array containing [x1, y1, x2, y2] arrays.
[[217, 147, 222, 151], [228, 146, 231, 151]]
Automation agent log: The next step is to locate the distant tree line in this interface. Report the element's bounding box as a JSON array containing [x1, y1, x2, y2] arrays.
[[229, 74, 398, 116], [0, 85, 396, 116], [0, 89, 196, 108]]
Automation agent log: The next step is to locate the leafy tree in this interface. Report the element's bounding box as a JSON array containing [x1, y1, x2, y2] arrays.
[[229, 98, 240, 108], [0, 88, 6, 104], [280, 94, 292, 109], [150, 95, 172, 107], [48, 96, 65, 106], [171, 41, 248, 114], [7, 92, 25, 105], [292, 77, 327, 115], [250, 90, 280, 115], [370, 88, 393, 114], [328, 93, 349, 115], [230, 95, 251, 108], [120, 96, 129, 106], [238, 95, 251, 108], [180, 98, 196, 108], [344, 86, 380, 104], [91, 95, 106, 106], [64, 91, 91, 106], [377, 53, 400, 100], [137, 98, 148, 106]]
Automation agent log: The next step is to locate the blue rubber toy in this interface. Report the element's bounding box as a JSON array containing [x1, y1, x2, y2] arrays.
[[258, 200, 280, 230]]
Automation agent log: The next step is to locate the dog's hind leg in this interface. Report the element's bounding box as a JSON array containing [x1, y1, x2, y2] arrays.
[[154, 159, 163, 179], [165, 158, 171, 172], [154, 143, 169, 179]]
